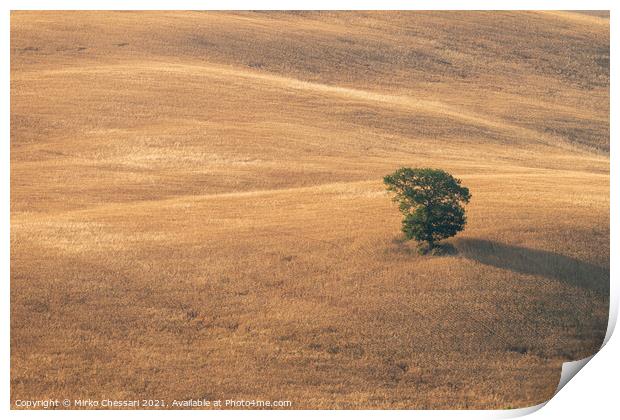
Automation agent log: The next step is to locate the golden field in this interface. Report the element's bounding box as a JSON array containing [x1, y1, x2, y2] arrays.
[[10, 11, 609, 409]]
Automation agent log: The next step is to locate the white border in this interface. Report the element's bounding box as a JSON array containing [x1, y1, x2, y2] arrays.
[[4, 0, 614, 10], [1, 0, 618, 10], [2, 1, 616, 419]]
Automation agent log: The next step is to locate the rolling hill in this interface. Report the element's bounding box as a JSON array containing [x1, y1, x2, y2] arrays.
[[11, 11, 609, 409]]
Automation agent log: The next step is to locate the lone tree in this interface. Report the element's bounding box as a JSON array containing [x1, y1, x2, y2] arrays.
[[384, 168, 471, 251]]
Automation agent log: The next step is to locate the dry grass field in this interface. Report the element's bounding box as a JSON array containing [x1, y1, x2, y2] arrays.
[[10, 11, 609, 409]]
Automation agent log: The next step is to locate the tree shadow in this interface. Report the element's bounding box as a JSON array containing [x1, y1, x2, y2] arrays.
[[455, 238, 609, 296]]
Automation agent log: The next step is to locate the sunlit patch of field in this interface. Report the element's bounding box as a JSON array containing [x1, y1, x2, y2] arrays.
[[11, 11, 609, 409]]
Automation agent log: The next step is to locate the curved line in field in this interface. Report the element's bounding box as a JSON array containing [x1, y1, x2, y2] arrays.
[[535, 11, 609, 27], [14, 60, 588, 152]]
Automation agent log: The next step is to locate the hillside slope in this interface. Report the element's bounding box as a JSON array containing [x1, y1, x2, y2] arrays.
[[11, 11, 609, 409]]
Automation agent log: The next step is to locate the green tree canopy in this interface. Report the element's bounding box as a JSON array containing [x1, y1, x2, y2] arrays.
[[384, 168, 471, 250]]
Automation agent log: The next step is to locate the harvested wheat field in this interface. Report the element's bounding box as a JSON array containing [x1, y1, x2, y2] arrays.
[[10, 11, 609, 409]]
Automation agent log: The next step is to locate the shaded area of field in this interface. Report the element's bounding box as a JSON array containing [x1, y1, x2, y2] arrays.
[[10, 11, 609, 409], [457, 239, 609, 296]]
